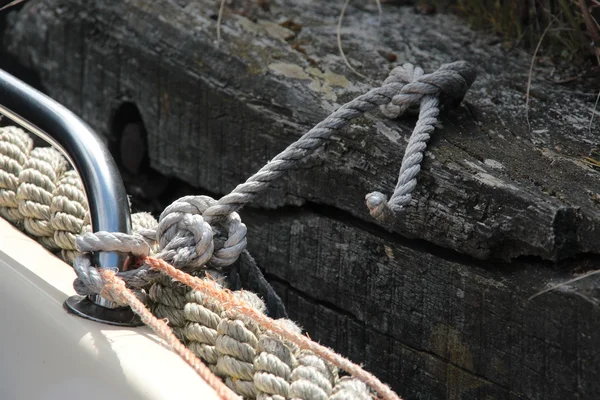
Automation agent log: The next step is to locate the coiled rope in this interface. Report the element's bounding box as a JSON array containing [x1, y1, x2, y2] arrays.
[[0, 61, 476, 400]]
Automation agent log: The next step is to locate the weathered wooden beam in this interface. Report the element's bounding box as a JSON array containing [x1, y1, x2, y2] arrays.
[[1, 0, 599, 398], [2, 0, 599, 262], [244, 208, 600, 399]]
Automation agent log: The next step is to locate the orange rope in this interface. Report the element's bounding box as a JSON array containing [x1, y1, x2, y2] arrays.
[[99, 269, 241, 400], [141, 256, 402, 400]]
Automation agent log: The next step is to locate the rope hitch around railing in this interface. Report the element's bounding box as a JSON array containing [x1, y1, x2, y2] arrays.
[[0, 68, 140, 326]]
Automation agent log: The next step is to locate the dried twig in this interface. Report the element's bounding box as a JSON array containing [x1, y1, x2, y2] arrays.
[[526, 17, 555, 131], [337, 0, 368, 79], [529, 269, 600, 301], [217, 0, 226, 42]]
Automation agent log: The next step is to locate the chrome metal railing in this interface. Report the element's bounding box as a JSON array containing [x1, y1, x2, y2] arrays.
[[0, 69, 141, 326]]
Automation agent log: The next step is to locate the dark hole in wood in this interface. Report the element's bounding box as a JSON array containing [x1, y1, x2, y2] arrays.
[[110, 102, 148, 175], [110, 102, 171, 210]]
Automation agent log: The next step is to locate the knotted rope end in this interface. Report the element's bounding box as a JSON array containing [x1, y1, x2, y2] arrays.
[[437, 60, 478, 107], [382, 60, 478, 120], [365, 191, 400, 223], [442, 60, 478, 88]]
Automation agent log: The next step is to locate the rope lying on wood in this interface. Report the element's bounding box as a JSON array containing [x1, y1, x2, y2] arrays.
[[201, 61, 476, 222], [0, 60, 477, 400]]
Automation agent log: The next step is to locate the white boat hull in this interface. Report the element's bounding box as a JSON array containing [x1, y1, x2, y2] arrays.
[[0, 217, 217, 400]]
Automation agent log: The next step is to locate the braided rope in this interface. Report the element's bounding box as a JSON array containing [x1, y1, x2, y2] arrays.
[[17, 146, 69, 250], [254, 330, 298, 399], [216, 310, 261, 397], [289, 350, 339, 400], [101, 266, 372, 400], [99, 269, 242, 400], [50, 170, 89, 264], [330, 377, 371, 400], [0, 126, 33, 225], [142, 257, 393, 399], [152, 275, 372, 400], [185, 286, 227, 373], [150, 274, 190, 337], [76, 251, 383, 400]]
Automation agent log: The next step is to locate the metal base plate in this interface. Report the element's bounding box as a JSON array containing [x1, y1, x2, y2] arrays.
[[64, 295, 144, 327]]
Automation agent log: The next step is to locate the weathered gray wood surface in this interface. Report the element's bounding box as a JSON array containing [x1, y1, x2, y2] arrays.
[[244, 209, 600, 399], [1, 0, 600, 398]]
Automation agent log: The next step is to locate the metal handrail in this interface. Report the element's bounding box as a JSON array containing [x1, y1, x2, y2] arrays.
[[0, 69, 141, 326]]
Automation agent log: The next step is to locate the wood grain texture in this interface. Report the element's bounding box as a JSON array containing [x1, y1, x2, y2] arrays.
[[1, 1, 600, 398], [243, 208, 600, 399]]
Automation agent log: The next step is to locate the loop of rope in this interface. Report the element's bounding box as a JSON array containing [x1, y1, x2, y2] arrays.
[[366, 94, 441, 219]]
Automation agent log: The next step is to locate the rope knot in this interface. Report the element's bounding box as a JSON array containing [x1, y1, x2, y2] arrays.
[[367, 60, 477, 221], [72, 253, 128, 305], [156, 195, 247, 271], [71, 195, 247, 298], [381, 61, 477, 119]]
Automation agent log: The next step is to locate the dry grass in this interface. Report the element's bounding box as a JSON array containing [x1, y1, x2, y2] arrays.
[[529, 269, 600, 304], [337, 0, 369, 79], [429, 0, 600, 66], [427, 0, 599, 136]]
